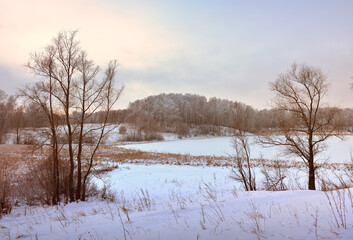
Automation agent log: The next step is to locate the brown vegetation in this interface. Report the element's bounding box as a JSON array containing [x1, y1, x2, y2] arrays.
[[1, 143, 352, 178], [0, 140, 352, 214]]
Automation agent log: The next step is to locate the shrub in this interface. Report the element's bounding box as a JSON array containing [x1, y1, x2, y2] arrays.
[[18, 155, 71, 205], [120, 130, 164, 142], [0, 158, 13, 218], [119, 126, 127, 135], [20, 132, 38, 145]]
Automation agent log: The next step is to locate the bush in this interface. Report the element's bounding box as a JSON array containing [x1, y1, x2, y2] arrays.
[[84, 180, 116, 202], [20, 132, 38, 145], [18, 155, 71, 205], [119, 126, 127, 135], [0, 158, 13, 218], [143, 131, 164, 141], [120, 130, 164, 142]]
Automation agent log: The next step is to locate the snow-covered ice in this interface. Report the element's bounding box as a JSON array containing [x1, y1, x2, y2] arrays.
[[121, 135, 353, 163]]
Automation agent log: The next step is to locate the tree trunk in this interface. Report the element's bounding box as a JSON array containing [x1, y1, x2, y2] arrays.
[[16, 126, 20, 144], [52, 129, 60, 204], [66, 100, 75, 202], [308, 134, 316, 190], [51, 142, 59, 205], [75, 125, 84, 201], [76, 77, 87, 201], [49, 74, 60, 205], [81, 177, 87, 201], [68, 128, 74, 201], [308, 159, 316, 190]]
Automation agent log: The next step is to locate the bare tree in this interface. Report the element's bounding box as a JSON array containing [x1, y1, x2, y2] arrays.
[[231, 104, 256, 191], [73, 56, 123, 201], [13, 106, 25, 144], [21, 30, 123, 203], [0, 90, 8, 143], [0, 91, 16, 144], [260, 63, 341, 190]]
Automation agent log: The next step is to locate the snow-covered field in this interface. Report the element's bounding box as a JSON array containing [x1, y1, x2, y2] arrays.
[[122, 135, 353, 163], [1, 135, 353, 239], [1, 163, 353, 239]]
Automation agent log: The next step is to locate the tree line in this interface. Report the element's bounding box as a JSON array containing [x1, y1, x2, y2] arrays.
[[0, 92, 48, 144], [2, 87, 353, 142], [120, 93, 349, 138]]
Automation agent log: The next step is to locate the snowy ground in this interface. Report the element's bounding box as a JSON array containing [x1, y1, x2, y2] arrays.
[[1, 135, 353, 239], [1, 163, 353, 239]]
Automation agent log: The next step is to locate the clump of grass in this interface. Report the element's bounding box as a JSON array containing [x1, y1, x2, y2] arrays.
[[239, 201, 266, 240], [325, 189, 349, 229]]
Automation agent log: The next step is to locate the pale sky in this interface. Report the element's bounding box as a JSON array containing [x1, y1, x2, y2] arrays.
[[1, 0, 353, 109]]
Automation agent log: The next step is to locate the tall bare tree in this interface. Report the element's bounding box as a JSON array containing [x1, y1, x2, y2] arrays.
[[21, 30, 123, 203], [260, 63, 341, 190], [73, 54, 123, 200]]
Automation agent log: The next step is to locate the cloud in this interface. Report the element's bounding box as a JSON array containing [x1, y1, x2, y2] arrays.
[[0, 0, 179, 68], [0, 63, 32, 94], [1, 0, 353, 109]]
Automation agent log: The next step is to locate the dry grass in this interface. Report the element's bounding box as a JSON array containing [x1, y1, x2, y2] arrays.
[[94, 145, 352, 175], [1, 144, 352, 176], [0, 145, 43, 216]]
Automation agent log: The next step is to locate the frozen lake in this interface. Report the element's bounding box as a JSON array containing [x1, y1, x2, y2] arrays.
[[121, 135, 353, 163]]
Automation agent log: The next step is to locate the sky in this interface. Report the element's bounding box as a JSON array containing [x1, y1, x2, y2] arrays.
[[1, 0, 353, 109]]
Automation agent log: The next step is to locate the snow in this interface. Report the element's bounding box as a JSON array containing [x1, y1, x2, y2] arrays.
[[1, 163, 353, 239], [94, 164, 235, 202], [121, 135, 353, 163], [2, 135, 353, 239]]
